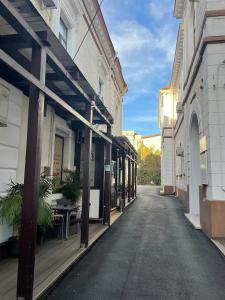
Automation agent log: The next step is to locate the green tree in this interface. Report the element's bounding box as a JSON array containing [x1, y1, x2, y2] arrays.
[[137, 143, 161, 185]]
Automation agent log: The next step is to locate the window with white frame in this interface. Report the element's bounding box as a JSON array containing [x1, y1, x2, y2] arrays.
[[59, 18, 68, 49]]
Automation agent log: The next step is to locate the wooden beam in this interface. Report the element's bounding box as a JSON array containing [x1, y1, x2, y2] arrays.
[[0, 0, 41, 48], [0, 0, 113, 127], [80, 103, 93, 248], [46, 73, 62, 82], [93, 103, 111, 126], [0, 49, 112, 143], [0, 34, 31, 49], [1, 45, 30, 71], [17, 45, 46, 300], [104, 125, 112, 225]]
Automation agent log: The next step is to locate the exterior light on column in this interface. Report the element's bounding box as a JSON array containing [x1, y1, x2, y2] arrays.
[[0, 84, 10, 127]]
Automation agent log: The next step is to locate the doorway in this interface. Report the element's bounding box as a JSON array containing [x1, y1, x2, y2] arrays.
[[189, 114, 201, 215]]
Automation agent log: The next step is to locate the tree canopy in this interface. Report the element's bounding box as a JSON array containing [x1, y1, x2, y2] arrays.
[[137, 143, 161, 185]]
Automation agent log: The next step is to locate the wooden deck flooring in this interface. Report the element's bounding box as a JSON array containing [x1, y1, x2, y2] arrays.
[[0, 224, 108, 300]]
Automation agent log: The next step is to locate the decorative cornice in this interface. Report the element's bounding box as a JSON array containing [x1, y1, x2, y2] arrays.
[[171, 24, 184, 87], [174, 0, 185, 19], [82, 0, 127, 96]]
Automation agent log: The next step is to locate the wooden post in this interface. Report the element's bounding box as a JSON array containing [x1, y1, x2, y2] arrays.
[[80, 103, 93, 248], [128, 152, 131, 203], [115, 149, 119, 208], [118, 154, 122, 210], [122, 154, 126, 209], [74, 127, 82, 179], [104, 125, 112, 225], [132, 154, 135, 199], [135, 157, 137, 198], [17, 46, 46, 300], [94, 140, 105, 218]]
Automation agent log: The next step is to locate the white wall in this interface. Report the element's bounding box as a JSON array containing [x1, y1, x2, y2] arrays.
[[30, 0, 123, 135], [0, 79, 23, 242], [171, 1, 225, 202], [161, 137, 174, 188]]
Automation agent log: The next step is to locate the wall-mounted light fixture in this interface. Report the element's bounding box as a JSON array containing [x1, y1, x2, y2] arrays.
[[0, 84, 10, 127]]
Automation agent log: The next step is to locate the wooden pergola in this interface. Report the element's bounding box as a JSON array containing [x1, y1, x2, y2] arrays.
[[0, 0, 137, 299], [0, 0, 115, 299], [112, 136, 137, 210]]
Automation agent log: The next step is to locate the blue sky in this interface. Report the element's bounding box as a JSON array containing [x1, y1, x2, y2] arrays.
[[101, 0, 179, 136]]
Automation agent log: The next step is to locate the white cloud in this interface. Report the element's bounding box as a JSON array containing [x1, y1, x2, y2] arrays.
[[111, 20, 176, 86], [148, 0, 173, 21], [101, 0, 178, 134]]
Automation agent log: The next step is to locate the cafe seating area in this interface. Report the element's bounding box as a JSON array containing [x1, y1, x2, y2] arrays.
[[0, 222, 108, 300]]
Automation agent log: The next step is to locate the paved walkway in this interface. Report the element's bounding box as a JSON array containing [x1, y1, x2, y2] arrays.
[[48, 186, 225, 300]]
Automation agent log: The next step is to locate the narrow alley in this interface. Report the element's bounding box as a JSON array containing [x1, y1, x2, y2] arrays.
[[48, 186, 225, 300]]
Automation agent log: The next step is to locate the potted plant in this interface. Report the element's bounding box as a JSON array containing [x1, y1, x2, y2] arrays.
[[0, 176, 53, 257], [57, 170, 81, 206]]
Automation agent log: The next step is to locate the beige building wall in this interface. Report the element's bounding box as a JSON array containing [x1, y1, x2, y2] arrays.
[[142, 134, 161, 153], [0, 0, 126, 243], [160, 0, 225, 238], [30, 0, 126, 136], [122, 131, 142, 152]]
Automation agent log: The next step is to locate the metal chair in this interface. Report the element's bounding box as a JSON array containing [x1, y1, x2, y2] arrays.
[[69, 208, 81, 234], [52, 213, 64, 240]]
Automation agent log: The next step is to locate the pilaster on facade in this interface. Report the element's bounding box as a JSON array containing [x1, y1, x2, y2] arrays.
[[174, 0, 185, 19], [161, 0, 225, 239]]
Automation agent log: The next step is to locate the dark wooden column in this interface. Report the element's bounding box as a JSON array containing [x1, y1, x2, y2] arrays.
[[132, 154, 135, 199], [17, 46, 46, 300], [122, 154, 126, 209], [135, 156, 137, 198], [118, 154, 122, 210], [128, 152, 131, 203], [74, 127, 82, 179], [80, 103, 93, 247], [95, 140, 105, 218], [104, 125, 112, 225], [115, 149, 119, 207]]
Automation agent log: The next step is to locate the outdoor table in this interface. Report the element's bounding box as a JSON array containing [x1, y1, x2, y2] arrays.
[[51, 204, 77, 239]]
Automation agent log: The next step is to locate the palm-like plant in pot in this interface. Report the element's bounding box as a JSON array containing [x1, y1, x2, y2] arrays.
[[0, 176, 53, 257], [57, 170, 81, 206]]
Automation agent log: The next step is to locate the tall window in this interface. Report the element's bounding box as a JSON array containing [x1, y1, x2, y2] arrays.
[[59, 18, 68, 49], [98, 78, 104, 100]]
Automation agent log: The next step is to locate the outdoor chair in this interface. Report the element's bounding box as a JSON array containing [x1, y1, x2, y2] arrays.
[[52, 213, 64, 240], [69, 209, 81, 234]]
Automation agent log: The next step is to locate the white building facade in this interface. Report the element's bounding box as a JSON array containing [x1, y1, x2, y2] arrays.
[[0, 0, 127, 243], [159, 0, 225, 238]]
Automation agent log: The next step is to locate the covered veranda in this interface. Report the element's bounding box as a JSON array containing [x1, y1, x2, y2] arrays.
[[0, 0, 114, 299], [112, 136, 137, 210]]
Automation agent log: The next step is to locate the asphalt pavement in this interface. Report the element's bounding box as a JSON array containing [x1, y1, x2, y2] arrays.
[[47, 186, 225, 300]]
